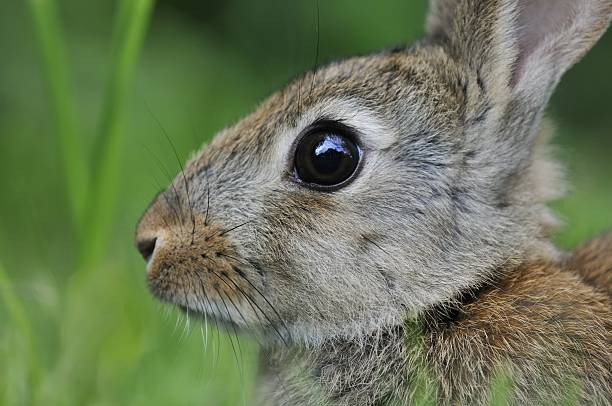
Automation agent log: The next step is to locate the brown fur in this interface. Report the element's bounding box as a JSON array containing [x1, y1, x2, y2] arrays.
[[426, 253, 612, 404], [566, 232, 612, 297], [138, 196, 252, 316]]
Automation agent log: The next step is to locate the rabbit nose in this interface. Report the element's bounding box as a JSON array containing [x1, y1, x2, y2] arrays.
[[136, 237, 157, 262]]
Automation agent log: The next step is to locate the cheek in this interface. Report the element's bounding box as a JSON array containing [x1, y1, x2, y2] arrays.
[[261, 223, 386, 302]]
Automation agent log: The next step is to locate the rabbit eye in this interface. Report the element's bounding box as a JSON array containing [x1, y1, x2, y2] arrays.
[[293, 126, 361, 189]]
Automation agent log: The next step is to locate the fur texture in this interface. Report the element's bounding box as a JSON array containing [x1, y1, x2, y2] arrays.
[[135, 0, 612, 404], [258, 256, 611, 405]]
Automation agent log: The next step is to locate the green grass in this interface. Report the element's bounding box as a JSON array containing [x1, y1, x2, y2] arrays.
[[0, 1, 611, 405], [28, 0, 87, 230], [82, 0, 155, 267], [30, 0, 155, 266], [0, 261, 41, 405]]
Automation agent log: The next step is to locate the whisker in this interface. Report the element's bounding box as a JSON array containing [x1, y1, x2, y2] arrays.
[[144, 102, 189, 230], [214, 265, 288, 345], [201, 299, 209, 353], [196, 269, 291, 397], [147, 177, 171, 229], [215, 253, 292, 339], [215, 287, 246, 382], [186, 113, 208, 239], [197, 319, 216, 389], [309, 0, 320, 98], [143, 144, 184, 227], [216, 283, 270, 353], [211, 268, 288, 347], [158, 122, 196, 242], [211, 290, 242, 369], [217, 220, 253, 237], [203, 166, 211, 226], [179, 283, 192, 342], [193, 270, 222, 368], [173, 309, 182, 336], [233, 265, 292, 342], [297, 77, 303, 116], [210, 272, 249, 326], [181, 307, 191, 342], [200, 325, 208, 355]]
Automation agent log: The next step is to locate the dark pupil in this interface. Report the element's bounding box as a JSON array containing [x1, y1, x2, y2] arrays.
[[295, 132, 359, 186]]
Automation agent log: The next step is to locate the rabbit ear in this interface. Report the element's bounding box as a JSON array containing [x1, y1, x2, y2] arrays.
[[426, 0, 612, 105]]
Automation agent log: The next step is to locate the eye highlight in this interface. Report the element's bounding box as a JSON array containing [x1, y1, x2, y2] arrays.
[[293, 123, 361, 189]]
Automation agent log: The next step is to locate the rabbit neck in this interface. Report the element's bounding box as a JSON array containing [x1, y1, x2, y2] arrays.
[[256, 284, 497, 405], [258, 320, 419, 405], [256, 255, 611, 405]]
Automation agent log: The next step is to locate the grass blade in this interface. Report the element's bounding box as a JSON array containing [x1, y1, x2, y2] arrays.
[[0, 261, 41, 403], [28, 0, 88, 229], [80, 0, 155, 267]]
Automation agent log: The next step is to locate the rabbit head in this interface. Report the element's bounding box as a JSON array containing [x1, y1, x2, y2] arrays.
[[135, 0, 612, 344]]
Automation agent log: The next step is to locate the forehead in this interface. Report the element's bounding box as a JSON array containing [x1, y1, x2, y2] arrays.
[[190, 45, 465, 171]]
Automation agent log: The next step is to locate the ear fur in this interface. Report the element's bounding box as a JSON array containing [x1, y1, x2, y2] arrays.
[[512, 0, 612, 102], [427, 0, 612, 107], [425, 0, 610, 238]]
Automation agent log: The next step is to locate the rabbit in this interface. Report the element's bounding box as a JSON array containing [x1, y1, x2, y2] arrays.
[[135, 0, 612, 404]]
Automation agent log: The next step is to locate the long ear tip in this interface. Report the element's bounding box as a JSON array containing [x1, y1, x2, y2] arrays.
[[562, 0, 612, 64], [598, 1, 612, 36], [424, 0, 612, 74], [424, 0, 612, 40], [583, 0, 612, 35]]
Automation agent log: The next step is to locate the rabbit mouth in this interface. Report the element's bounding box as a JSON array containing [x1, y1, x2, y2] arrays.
[[146, 259, 289, 341], [147, 265, 254, 331]]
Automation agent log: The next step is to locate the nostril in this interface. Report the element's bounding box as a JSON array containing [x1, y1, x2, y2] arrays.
[[137, 238, 157, 262]]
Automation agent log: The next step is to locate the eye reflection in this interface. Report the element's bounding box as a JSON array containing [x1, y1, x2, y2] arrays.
[[293, 128, 361, 188]]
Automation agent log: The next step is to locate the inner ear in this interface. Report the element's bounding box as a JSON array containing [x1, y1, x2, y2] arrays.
[[512, 0, 578, 86], [511, 0, 612, 94], [426, 0, 612, 99], [517, 0, 576, 53]]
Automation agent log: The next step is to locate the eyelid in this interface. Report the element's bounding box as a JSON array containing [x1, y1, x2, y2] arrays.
[[306, 118, 359, 138], [285, 98, 398, 153], [300, 118, 365, 150]]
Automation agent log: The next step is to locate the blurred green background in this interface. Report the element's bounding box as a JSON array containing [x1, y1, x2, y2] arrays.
[[0, 0, 610, 405]]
